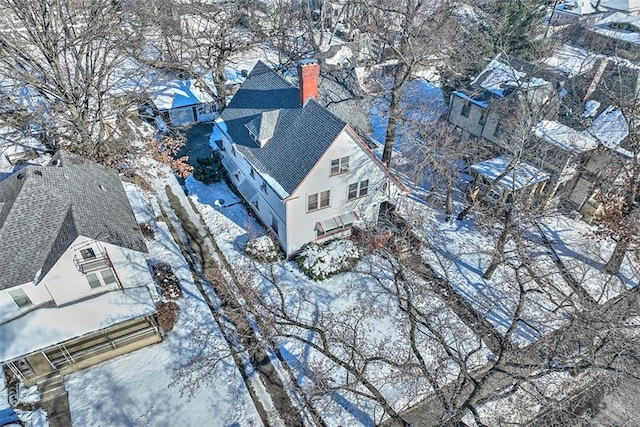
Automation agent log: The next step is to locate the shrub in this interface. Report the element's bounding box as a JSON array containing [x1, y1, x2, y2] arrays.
[[152, 262, 184, 300], [139, 222, 155, 239], [296, 240, 360, 281], [193, 152, 225, 184], [244, 235, 279, 262], [157, 301, 180, 332]]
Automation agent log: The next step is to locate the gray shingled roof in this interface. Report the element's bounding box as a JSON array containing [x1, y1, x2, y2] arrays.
[[0, 150, 147, 290], [220, 61, 347, 196]]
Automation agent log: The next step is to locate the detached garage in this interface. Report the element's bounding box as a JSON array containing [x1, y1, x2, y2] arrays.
[[146, 77, 217, 128]]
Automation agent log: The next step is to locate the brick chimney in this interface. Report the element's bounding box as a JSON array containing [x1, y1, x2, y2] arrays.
[[297, 59, 320, 105]]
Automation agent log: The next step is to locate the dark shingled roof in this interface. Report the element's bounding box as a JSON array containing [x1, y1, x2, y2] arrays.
[[0, 150, 147, 290], [220, 61, 348, 195]]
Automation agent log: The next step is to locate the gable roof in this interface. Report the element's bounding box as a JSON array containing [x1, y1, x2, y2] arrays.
[[471, 53, 552, 98], [219, 61, 348, 196], [0, 150, 147, 291]]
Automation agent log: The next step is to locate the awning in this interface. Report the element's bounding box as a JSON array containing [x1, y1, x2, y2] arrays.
[[221, 156, 238, 175], [238, 179, 257, 203], [316, 211, 359, 233]]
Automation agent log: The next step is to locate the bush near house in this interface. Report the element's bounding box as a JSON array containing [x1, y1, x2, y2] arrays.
[[193, 152, 225, 184], [152, 262, 184, 300], [139, 222, 155, 239], [157, 301, 180, 332], [296, 240, 360, 281], [244, 235, 279, 262]]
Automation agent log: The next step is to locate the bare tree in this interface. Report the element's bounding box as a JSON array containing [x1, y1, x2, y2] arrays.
[[133, 0, 258, 109], [0, 0, 146, 162]]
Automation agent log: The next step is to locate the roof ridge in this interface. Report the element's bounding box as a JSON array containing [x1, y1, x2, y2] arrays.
[[252, 61, 294, 89]]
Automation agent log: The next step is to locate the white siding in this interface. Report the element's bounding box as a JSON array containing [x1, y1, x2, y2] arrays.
[[41, 236, 151, 306], [285, 129, 404, 256], [220, 133, 288, 248], [0, 283, 52, 324], [220, 126, 404, 257]]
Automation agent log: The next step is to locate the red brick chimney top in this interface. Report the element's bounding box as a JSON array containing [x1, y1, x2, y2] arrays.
[[298, 59, 320, 105]]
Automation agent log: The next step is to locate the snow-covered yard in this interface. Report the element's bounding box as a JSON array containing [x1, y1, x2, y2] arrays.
[[64, 172, 262, 427], [186, 176, 490, 426]]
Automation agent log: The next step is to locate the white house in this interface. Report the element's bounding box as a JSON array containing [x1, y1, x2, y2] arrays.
[[214, 60, 408, 257], [0, 150, 161, 385], [146, 76, 217, 128]]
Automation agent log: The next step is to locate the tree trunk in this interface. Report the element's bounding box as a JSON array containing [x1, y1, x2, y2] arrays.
[[483, 210, 512, 279], [382, 83, 402, 167], [445, 172, 453, 221], [604, 240, 627, 275]]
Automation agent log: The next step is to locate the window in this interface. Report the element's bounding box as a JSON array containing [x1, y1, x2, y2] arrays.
[[320, 190, 330, 208], [494, 122, 502, 137], [87, 273, 101, 289], [250, 167, 255, 179], [348, 180, 369, 200], [253, 199, 259, 211], [9, 289, 32, 308], [80, 248, 95, 259], [348, 183, 358, 200], [460, 101, 470, 118], [330, 157, 350, 175], [307, 193, 318, 211], [271, 215, 279, 235], [261, 180, 268, 194], [359, 179, 369, 197], [479, 112, 486, 126], [307, 190, 331, 212], [231, 145, 236, 157], [100, 269, 117, 285]]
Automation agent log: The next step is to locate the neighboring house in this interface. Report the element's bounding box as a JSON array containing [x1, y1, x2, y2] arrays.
[[581, 12, 640, 59], [448, 53, 558, 148], [468, 156, 550, 208], [214, 60, 408, 257], [550, 0, 606, 25], [549, 0, 640, 26], [449, 52, 636, 221], [144, 76, 217, 128], [0, 150, 161, 385]]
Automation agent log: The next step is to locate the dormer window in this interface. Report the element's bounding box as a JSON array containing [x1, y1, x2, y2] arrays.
[[80, 248, 96, 259], [330, 157, 349, 175]]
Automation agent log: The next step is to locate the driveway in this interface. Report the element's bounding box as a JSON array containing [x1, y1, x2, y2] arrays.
[[176, 122, 214, 168]]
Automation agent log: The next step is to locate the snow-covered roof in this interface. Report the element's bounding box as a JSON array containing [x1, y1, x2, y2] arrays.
[[148, 78, 216, 111], [472, 55, 550, 98], [544, 45, 602, 78], [535, 120, 599, 153], [471, 157, 550, 191], [601, 0, 640, 12], [452, 91, 489, 108], [0, 286, 156, 362], [555, 0, 599, 16], [594, 12, 640, 44], [590, 106, 629, 147], [536, 107, 629, 154]]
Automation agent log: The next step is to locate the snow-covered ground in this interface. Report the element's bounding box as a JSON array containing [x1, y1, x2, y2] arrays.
[[370, 77, 446, 150], [186, 176, 490, 426], [0, 373, 47, 426], [65, 170, 262, 427]]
